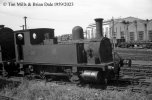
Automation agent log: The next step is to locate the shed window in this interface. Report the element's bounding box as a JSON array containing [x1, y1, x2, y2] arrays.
[[138, 31, 144, 41], [130, 32, 134, 41], [120, 31, 125, 39], [149, 30, 152, 41]]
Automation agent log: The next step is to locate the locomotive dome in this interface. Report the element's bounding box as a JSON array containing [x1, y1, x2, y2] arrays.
[[72, 26, 84, 40]]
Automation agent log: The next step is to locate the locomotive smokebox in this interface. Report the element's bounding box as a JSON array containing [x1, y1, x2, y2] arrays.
[[84, 18, 113, 64], [95, 18, 103, 38], [72, 26, 84, 40]]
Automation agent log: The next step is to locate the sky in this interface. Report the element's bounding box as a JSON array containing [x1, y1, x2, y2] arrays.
[[0, 0, 152, 36]]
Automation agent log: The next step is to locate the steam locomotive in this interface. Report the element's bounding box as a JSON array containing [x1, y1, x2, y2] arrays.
[[0, 18, 131, 83]]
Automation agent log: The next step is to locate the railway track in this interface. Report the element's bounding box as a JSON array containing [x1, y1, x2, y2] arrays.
[[0, 64, 152, 96], [49, 63, 152, 94], [113, 64, 152, 93]]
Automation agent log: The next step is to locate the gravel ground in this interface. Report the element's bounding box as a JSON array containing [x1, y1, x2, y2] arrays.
[[0, 79, 150, 100]]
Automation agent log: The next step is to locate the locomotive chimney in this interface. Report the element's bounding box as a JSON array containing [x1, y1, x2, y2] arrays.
[[94, 18, 103, 38]]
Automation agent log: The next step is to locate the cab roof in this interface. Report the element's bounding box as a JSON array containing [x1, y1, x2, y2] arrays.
[[14, 28, 54, 32]]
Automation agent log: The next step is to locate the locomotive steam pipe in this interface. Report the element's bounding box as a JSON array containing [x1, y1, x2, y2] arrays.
[[94, 18, 104, 38]]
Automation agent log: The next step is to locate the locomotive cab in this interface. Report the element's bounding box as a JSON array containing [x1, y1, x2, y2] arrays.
[[30, 29, 57, 45], [15, 28, 56, 61], [15, 28, 56, 46]]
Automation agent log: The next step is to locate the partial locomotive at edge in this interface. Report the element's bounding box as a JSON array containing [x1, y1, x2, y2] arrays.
[[0, 18, 131, 83]]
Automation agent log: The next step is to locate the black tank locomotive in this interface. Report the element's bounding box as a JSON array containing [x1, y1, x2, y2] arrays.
[[0, 18, 131, 83], [13, 18, 131, 83]]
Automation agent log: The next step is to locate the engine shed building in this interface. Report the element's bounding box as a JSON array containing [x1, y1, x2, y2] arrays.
[[86, 17, 152, 43]]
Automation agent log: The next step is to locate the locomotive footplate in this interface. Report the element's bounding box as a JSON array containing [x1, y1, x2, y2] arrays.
[[43, 72, 69, 77], [17, 61, 114, 68]]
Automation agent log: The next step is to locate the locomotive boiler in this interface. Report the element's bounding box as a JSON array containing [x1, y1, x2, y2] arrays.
[[12, 18, 131, 83]]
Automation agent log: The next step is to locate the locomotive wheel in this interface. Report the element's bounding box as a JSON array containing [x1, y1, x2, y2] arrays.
[[69, 74, 80, 84]]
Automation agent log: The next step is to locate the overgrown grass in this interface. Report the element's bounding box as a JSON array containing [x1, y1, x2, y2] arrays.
[[0, 79, 150, 100]]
